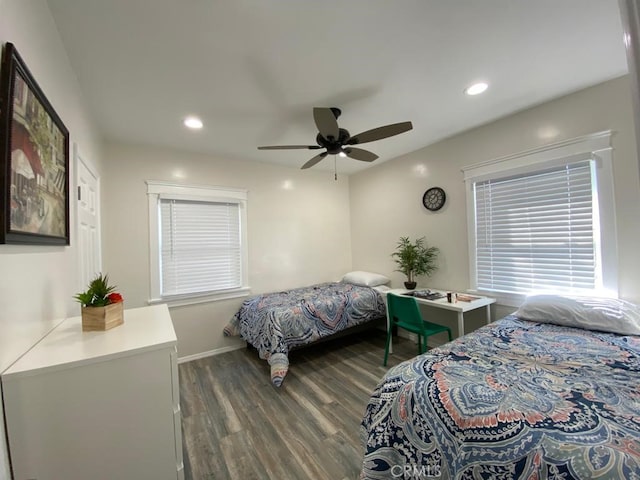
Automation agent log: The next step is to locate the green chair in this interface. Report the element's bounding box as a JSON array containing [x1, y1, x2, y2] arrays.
[[384, 293, 452, 366]]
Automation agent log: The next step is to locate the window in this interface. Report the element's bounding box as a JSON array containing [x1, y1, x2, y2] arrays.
[[147, 181, 249, 305], [463, 131, 617, 305], [474, 160, 597, 294]]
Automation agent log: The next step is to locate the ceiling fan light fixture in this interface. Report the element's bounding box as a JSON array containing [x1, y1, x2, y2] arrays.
[[258, 107, 413, 170], [183, 116, 203, 129], [464, 82, 488, 96]]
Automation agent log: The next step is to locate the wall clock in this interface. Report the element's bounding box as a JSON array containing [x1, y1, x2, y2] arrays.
[[422, 187, 446, 211]]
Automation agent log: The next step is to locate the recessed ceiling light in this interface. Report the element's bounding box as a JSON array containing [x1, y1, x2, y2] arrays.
[[464, 82, 488, 96], [183, 116, 203, 129]]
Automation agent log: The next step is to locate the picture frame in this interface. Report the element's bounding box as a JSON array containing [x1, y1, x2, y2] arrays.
[[0, 42, 70, 245]]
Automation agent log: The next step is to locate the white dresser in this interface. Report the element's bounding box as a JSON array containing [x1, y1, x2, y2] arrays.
[[1, 304, 184, 480]]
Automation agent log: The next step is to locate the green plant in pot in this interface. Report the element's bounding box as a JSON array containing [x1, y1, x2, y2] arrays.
[[391, 236, 439, 290], [74, 273, 124, 331]]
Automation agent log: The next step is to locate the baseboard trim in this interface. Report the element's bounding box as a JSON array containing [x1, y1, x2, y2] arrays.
[[400, 331, 446, 349], [178, 343, 246, 364], [179, 329, 445, 364]]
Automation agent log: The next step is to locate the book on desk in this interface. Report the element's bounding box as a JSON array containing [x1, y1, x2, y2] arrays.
[[455, 294, 481, 302], [404, 290, 445, 300], [404, 291, 481, 302]]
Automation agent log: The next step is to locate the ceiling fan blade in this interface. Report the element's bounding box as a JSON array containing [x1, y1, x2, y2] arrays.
[[301, 152, 328, 169], [344, 147, 378, 162], [347, 121, 413, 145], [258, 145, 322, 150], [313, 107, 339, 140]]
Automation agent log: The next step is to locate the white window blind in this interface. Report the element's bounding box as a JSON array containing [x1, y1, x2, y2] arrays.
[[474, 160, 600, 295], [160, 199, 241, 297]]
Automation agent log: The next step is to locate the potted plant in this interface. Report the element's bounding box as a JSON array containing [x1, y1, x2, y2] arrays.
[[391, 236, 439, 289], [74, 273, 124, 331]]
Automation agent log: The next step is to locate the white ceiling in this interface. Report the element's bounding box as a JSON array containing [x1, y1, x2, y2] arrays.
[[47, 0, 628, 174]]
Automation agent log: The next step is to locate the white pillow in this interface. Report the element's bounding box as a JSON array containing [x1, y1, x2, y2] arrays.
[[515, 295, 640, 336], [341, 271, 390, 287]]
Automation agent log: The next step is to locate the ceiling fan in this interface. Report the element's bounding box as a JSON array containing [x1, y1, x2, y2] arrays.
[[257, 107, 413, 169]]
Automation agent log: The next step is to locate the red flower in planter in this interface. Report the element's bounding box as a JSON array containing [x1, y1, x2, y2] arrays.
[[108, 292, 123, 304]]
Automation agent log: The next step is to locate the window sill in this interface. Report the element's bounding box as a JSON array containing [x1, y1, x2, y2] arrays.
[[148, 286, 251, 308], [468, 289, 619, 308], [468, 289, 525, 308]]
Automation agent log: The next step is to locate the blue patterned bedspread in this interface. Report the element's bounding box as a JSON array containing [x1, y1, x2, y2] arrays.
[[361, 315, 640, 479], [224, 282, 386, 386]]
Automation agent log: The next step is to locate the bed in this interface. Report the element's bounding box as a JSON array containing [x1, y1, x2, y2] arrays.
[[360, 295, 640, 479], [224, 272, 389, 387]]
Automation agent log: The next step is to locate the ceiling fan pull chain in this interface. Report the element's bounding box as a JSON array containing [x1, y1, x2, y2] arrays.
[[334, 155, 338, 181]]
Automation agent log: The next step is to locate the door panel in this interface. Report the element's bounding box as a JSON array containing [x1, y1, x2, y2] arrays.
[[75, 144, 101, 287]]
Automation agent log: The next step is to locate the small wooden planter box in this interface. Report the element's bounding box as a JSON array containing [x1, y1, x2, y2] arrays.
[[81, 302, 124, 331]]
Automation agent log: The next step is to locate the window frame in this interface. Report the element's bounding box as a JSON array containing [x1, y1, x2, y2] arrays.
[[146, 180, 250, 307], [462, 131, 617, 307]]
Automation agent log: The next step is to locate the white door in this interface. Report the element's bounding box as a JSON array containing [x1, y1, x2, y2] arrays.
[[75, 144, 101, 287]]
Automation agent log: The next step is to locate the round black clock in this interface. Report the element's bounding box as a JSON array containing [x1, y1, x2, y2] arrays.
[[422, 187, 446, 211]]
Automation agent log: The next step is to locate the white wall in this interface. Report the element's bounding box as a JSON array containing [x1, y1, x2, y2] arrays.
[[619, 0, 640, 181], [350, 75, 640, 322], [0, 2, 103, 477], [101, 143, 352, 358]]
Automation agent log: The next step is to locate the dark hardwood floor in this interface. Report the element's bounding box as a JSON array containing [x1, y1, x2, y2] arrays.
[[179, 329, 418, 480]]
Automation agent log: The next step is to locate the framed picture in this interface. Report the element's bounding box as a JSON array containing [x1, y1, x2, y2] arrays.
[[0, 42, 69, 245]]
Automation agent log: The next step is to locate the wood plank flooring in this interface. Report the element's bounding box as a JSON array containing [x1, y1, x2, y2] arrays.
[[179, 329, 418, 480]]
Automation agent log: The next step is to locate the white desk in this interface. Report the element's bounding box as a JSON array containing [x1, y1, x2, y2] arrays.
[[383, 288, 495, 353]]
